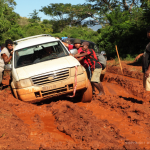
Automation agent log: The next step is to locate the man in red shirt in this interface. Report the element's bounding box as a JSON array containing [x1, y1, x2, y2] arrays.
[[74, 42, 105, 95], [62, 38, 81, 51], [62, 39, 91, 79]]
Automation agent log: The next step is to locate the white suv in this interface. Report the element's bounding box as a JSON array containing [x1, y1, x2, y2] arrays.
[[6, 34, 92, 103]]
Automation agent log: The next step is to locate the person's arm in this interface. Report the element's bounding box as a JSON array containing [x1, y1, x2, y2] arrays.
[[74, 52, 89, 58], [134, 53, 144, 62], [76, 57, 83, 62], [62, 42, 69, 48], [1, 52, 13, 64]]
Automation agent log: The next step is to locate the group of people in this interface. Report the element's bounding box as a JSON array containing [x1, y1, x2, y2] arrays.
[[2, 28, 150, 94], [62, 39, 105, 96], [0, 39, 14, 90]]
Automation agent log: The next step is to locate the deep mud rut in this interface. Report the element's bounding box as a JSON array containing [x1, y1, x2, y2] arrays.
[[0, 66, 150, 149]]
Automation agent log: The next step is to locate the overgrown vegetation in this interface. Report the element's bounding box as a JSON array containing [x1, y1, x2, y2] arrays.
[[0, 0, 150, 59], [51, 26, 98, 43]]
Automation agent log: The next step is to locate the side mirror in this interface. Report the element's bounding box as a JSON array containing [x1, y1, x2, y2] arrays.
[[4, 64, 12, 71], [70, 49, 78, 55]]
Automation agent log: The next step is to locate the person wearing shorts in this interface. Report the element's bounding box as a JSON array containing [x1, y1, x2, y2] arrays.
[[74, 42, 105, 95]]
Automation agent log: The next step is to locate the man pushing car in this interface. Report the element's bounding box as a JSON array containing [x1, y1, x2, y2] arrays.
[[74, 42, 105, 95]]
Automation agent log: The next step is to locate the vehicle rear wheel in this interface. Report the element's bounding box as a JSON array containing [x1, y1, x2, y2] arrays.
[[80, 79, 93, 103]]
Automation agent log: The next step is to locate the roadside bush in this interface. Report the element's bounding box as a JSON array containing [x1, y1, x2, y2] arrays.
[[52, 26, 98, 43], [96, 6, 149, 59]]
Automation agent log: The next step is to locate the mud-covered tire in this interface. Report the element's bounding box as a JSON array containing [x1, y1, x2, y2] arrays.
[[10, 81, 18, 99], [11, 88, 18, 99], [81, 79, 93, 103]]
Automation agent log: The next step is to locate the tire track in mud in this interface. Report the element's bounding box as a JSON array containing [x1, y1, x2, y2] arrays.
[[107, 65, 143, 80], [103, 72, 150, 102], [39, 72, 150, 149], [0, 71, 150, 149]]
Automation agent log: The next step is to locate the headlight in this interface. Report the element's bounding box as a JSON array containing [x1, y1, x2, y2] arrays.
[[70, 66, 84, 76], [16, 78, 33, 89]]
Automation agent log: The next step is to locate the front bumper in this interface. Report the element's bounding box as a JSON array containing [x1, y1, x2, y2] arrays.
[[14, 73, 87, 102]]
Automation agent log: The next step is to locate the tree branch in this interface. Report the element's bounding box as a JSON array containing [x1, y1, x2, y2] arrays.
[[129, 0, 135, 12]]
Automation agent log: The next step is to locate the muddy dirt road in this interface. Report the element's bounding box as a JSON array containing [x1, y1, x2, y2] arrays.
[[0, 64, 150, 149]]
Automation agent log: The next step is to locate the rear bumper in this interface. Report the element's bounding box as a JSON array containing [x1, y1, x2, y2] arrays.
[[13, 73, 87, 102]]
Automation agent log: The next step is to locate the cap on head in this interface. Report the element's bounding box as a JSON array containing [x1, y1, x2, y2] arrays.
[[82, 42, 89, 46], [74, 39, 81, 44], [65, 39, 71, 44], [61, 37, 68, 40]]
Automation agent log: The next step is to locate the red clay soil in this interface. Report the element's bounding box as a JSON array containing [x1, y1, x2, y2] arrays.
[[107, 60, 143, 80], [0, 64, 150, 149]]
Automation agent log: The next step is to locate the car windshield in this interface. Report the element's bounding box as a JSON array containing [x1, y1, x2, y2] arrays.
[[14, 41, 69, 68]]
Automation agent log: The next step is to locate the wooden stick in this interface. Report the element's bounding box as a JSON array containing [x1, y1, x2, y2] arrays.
[[115, 45, 123, 74]]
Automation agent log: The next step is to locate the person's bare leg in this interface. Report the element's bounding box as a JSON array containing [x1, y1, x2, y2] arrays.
[[91, 82, 105, 96], [99, 82, 105, 95], [91, 82, 103, 95]]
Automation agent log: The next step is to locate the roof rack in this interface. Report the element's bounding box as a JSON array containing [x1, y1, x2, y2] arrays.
[[14, 34, 52, 43]]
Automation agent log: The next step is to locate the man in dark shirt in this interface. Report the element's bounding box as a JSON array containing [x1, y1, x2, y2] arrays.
[[143, 26, 150, 91], [74, 42, 105, 95]]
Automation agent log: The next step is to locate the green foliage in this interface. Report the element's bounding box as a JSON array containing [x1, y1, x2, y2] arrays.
[[124, 54, 135, 61], [52, 26, 98, 43], [0, 0, 150, 63], [40, 3, 97, 33], [1, 24, 25, 42], [0, 0, 21, 44], [0, 0, 53, 44], [28, 10, 41, 23], [87, 0, 142, 14], [22, 22, 53, 37], [97, 6, 149, 58], [18, 17, 29, 26]]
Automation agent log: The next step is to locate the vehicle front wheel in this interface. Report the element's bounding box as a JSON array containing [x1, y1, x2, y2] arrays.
[[80, 79, 93, 103]]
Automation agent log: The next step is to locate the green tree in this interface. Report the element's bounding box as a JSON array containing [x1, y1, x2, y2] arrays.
[[0, 0, 21, 43], [87, 0, 142, 13], [97, 6, 149, 58], [40, 3, 98, 33], [21, 21, 53, 37], [29, 10, 41, 23], [52, 26, 98, 43]]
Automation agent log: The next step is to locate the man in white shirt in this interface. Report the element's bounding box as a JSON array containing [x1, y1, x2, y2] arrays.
[[0, 39, 13, 89]]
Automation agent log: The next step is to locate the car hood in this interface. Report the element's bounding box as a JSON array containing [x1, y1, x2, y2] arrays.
[[15, 56, 80, 80]]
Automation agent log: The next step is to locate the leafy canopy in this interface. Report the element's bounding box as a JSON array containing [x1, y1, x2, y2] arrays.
[[40, 3, 98, 32]]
